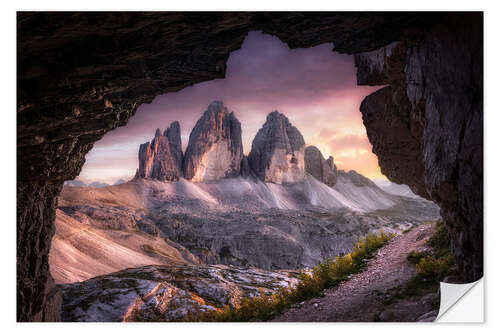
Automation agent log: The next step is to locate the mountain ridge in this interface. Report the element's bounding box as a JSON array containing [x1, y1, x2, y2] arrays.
[[136, 101, 342, 187]]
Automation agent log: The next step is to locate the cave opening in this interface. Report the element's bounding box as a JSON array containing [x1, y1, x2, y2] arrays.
[[74, 31, 385, 186], [49, 30, 443, 322]]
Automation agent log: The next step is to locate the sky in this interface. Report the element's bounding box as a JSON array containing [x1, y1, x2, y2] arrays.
[[77, 31, 386, 185]]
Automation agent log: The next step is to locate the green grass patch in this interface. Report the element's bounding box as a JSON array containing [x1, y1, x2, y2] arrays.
[[407, 250, 426, 265], [186, 230, 393, 322], [395, 220, 456, 299]]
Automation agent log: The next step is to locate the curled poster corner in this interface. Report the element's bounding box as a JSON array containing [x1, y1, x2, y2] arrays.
[[436, 278, 484, 322]]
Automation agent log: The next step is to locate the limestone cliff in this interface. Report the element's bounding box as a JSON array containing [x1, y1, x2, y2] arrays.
[[304, 145, 338, 186], [248, 111, 306, 184], [183, 101, 243, 182], [137, 122, 183, 181]]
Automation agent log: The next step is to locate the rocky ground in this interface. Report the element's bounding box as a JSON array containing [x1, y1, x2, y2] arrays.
[[51, 175, 440, 283], [273, 223, 440, 322], [59, 223, 441, 322], [60, 265, 300, 322], [150, 200, 438, 270], [51, 170, 441, 322]]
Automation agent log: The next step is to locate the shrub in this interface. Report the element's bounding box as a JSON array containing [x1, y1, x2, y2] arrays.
[[397, 220, 456, 298], [407, 250, 426, 265], [425, 219, 451, 257], [189, 230, 393, 322], [416, 254, 454, 280]]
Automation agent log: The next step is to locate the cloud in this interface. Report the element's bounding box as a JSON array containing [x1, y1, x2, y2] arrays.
[[327, 134, 372, 153]]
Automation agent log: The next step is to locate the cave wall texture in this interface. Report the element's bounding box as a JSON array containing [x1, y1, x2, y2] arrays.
[[17, 12, 482, 321]]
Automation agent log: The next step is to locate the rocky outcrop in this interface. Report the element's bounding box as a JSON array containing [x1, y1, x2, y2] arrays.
[[356, 14, 483, 282], [355, 40, 427, 198], [60, 264, 299, 322], [248, 111, 306, 184], [16, 12, 478, 321], [183, 101, 243, 182], [138, 122, 183, 181], [304, 146, 337, 186]]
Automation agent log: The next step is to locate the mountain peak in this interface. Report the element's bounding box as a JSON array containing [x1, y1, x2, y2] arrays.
[[207, 100, 226, 112], [137, 121, 183, 181], [248, 111, 306, 184], [183, 101, 243, 182]]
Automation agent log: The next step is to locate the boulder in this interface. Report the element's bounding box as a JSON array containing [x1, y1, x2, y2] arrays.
[[60, 264, 299, 322], [138, 121, 183, 181], [248, 111, 306, 184], [304, 146, 337, 186], [183, 101, 243, 182]]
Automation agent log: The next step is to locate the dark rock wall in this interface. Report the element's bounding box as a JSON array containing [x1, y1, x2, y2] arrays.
[[17, 181, 62, 321], [16, 12, 481, 321], [357, 13, 483, 282], [164, 122, 183, 173]]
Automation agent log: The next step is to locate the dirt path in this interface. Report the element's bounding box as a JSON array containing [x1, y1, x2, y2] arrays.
[[273, 223, 437, 322]]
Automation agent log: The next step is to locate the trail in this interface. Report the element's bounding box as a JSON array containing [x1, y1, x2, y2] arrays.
[[274, 223, 437, 322]]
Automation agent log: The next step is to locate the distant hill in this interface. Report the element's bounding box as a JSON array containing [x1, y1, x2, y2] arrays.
[[381, 182, 421, 199], [87, 181, 110, 188], [113, 178, 128, 185]]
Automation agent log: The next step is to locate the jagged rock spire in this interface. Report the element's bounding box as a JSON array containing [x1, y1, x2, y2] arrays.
[[248, 111, 306, 184], [138, 121, 183, 181], [183, 101, 243, 182]]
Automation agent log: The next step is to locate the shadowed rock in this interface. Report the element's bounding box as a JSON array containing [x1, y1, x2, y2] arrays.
[[138, 121, 183, 181], [357, 14, 483, 282], [183, 101, 243, 182], [305, 146, 338, 186], [248, 111, 306, 184], [240, 155, 251, 178]]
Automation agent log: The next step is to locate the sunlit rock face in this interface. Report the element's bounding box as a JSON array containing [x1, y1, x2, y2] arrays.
[[305, 145, 338, 186], [248, 111, 306, 184], [138, 122, 183, 181], [183, 101, 243, 182]]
